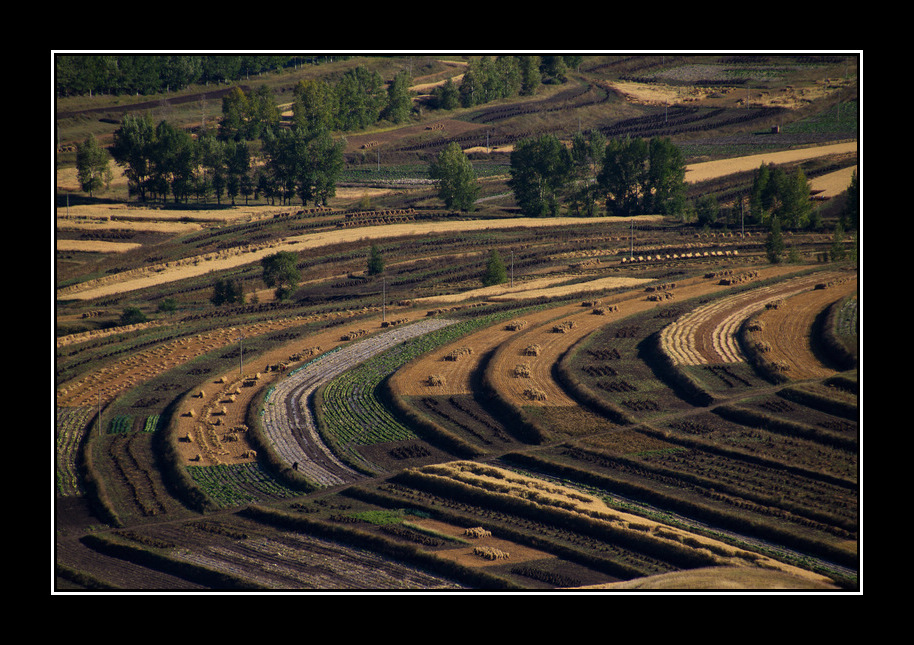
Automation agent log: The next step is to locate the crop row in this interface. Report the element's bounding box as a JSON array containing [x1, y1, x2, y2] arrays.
[[56, 406, 95, 497], [318, 315, 512, 453], [185, 462, 302, 508], [659, 273, 836, 366], [260, 318, 460, 485]]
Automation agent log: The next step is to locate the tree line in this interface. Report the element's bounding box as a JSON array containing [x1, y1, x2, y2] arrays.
[[55, 54, 337, 97]]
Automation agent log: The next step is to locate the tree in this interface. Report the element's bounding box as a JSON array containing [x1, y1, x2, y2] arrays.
[[224, 140, 251, 205], [568, 130, 606, 216], [367, 244, 384, 276], [765, 216, 785, 264], [120, 306, 147, 325], [696, 194, 719, 228], [292, 78, 336, 133], [261, 251, 300, 300], [383, 70, 413, 124], [508, 134, 572, 217], [75, 135, 112, 197], [481, 249, 507, 287], [599, 136, 649, 217], [433, 78, 460, 110], [429, 142, 479, 211], [150, 120, 195, 203], [335, 66, 385, 131], [597, 136, 686, 218], [644, 137, 686, 215], [219, 86, 249, 141], [210, 278, 245, 306], [841, 169, 858, 230], [110, 113, 156, 202], [519, 56, 541, 96]]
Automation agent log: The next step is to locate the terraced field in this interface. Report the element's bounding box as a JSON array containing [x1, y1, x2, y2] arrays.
[[55, 53, 860, 594]]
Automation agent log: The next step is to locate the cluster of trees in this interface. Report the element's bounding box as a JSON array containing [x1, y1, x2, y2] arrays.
[[430, 55, 581, 111], [55, 54, 335, 97], [748, 163, 813, 228], [106, 110, 345, 207], [504, 132, 687, 219]]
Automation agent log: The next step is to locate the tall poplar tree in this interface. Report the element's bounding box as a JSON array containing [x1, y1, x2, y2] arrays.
[[75, 135, 112, 197], [429, 142, 479, 211]]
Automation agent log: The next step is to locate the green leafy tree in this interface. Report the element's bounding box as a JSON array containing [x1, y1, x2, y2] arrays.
[[519, 56, 541, 96], [219, 86, 249, 141], [645, 137, 687, 215], [429, 142, 479, 211], [224, 140, 250, 205], [568, 130, 606, 216], [335, 66, 385, 131], [75, 135, 112, 197], [210, 278, 245, 306], [120, 306, 147, 325], [766, 216, 785, 264], [383, 70, 413, 124], [261, 251, 301, 300], [508, 134, 572, 217], [433, 78, 460, 110], [481, 249, 507, 287], [150, 120, 195, 203], [696, 194, 719, 228], [110, 113, 156, 202], [841, 169, 858, 230], [292, 78, 336, 133], [247, 85, 280, 139], [599, 136, 649, 217], [367, 244, 384, 276]]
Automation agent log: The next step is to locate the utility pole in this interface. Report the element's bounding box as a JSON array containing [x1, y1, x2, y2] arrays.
[[630, 218, 634, 259]]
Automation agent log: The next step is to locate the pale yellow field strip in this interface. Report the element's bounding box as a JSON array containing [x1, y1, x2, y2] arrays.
[[684, 142, 857, 184], [56, 216, 663, 301], [56, 239, 143, 253]]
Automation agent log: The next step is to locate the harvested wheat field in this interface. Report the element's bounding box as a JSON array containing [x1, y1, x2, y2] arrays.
[[409, 461, 839, 588], [488, 267, 806, 408], [659, 268, 846, 367], [684, 142, 857, 184], [56, 216, 665, 301], [751, 275, 858, 379]]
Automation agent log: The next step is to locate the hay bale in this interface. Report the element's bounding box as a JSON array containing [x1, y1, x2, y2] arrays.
[[426, 374, 446, 387], [523, 344, 541, 356], [514, 363, 531, 378], [473, 546, 510, 561], [523, 387, 547, 401], [464, 527, 492, 539], [506, 319, 528, 331]]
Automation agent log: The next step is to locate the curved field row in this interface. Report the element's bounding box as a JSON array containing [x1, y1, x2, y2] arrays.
[[660, 269, 849, 366], [56, 312, 355, 408], [260, 318, 458, 486], [391, 305, 578, 397], [170, 530, 465, 590], [57, 406, 95, 497], [483, 267, 803, 408], [752, 276, 858, 379]]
